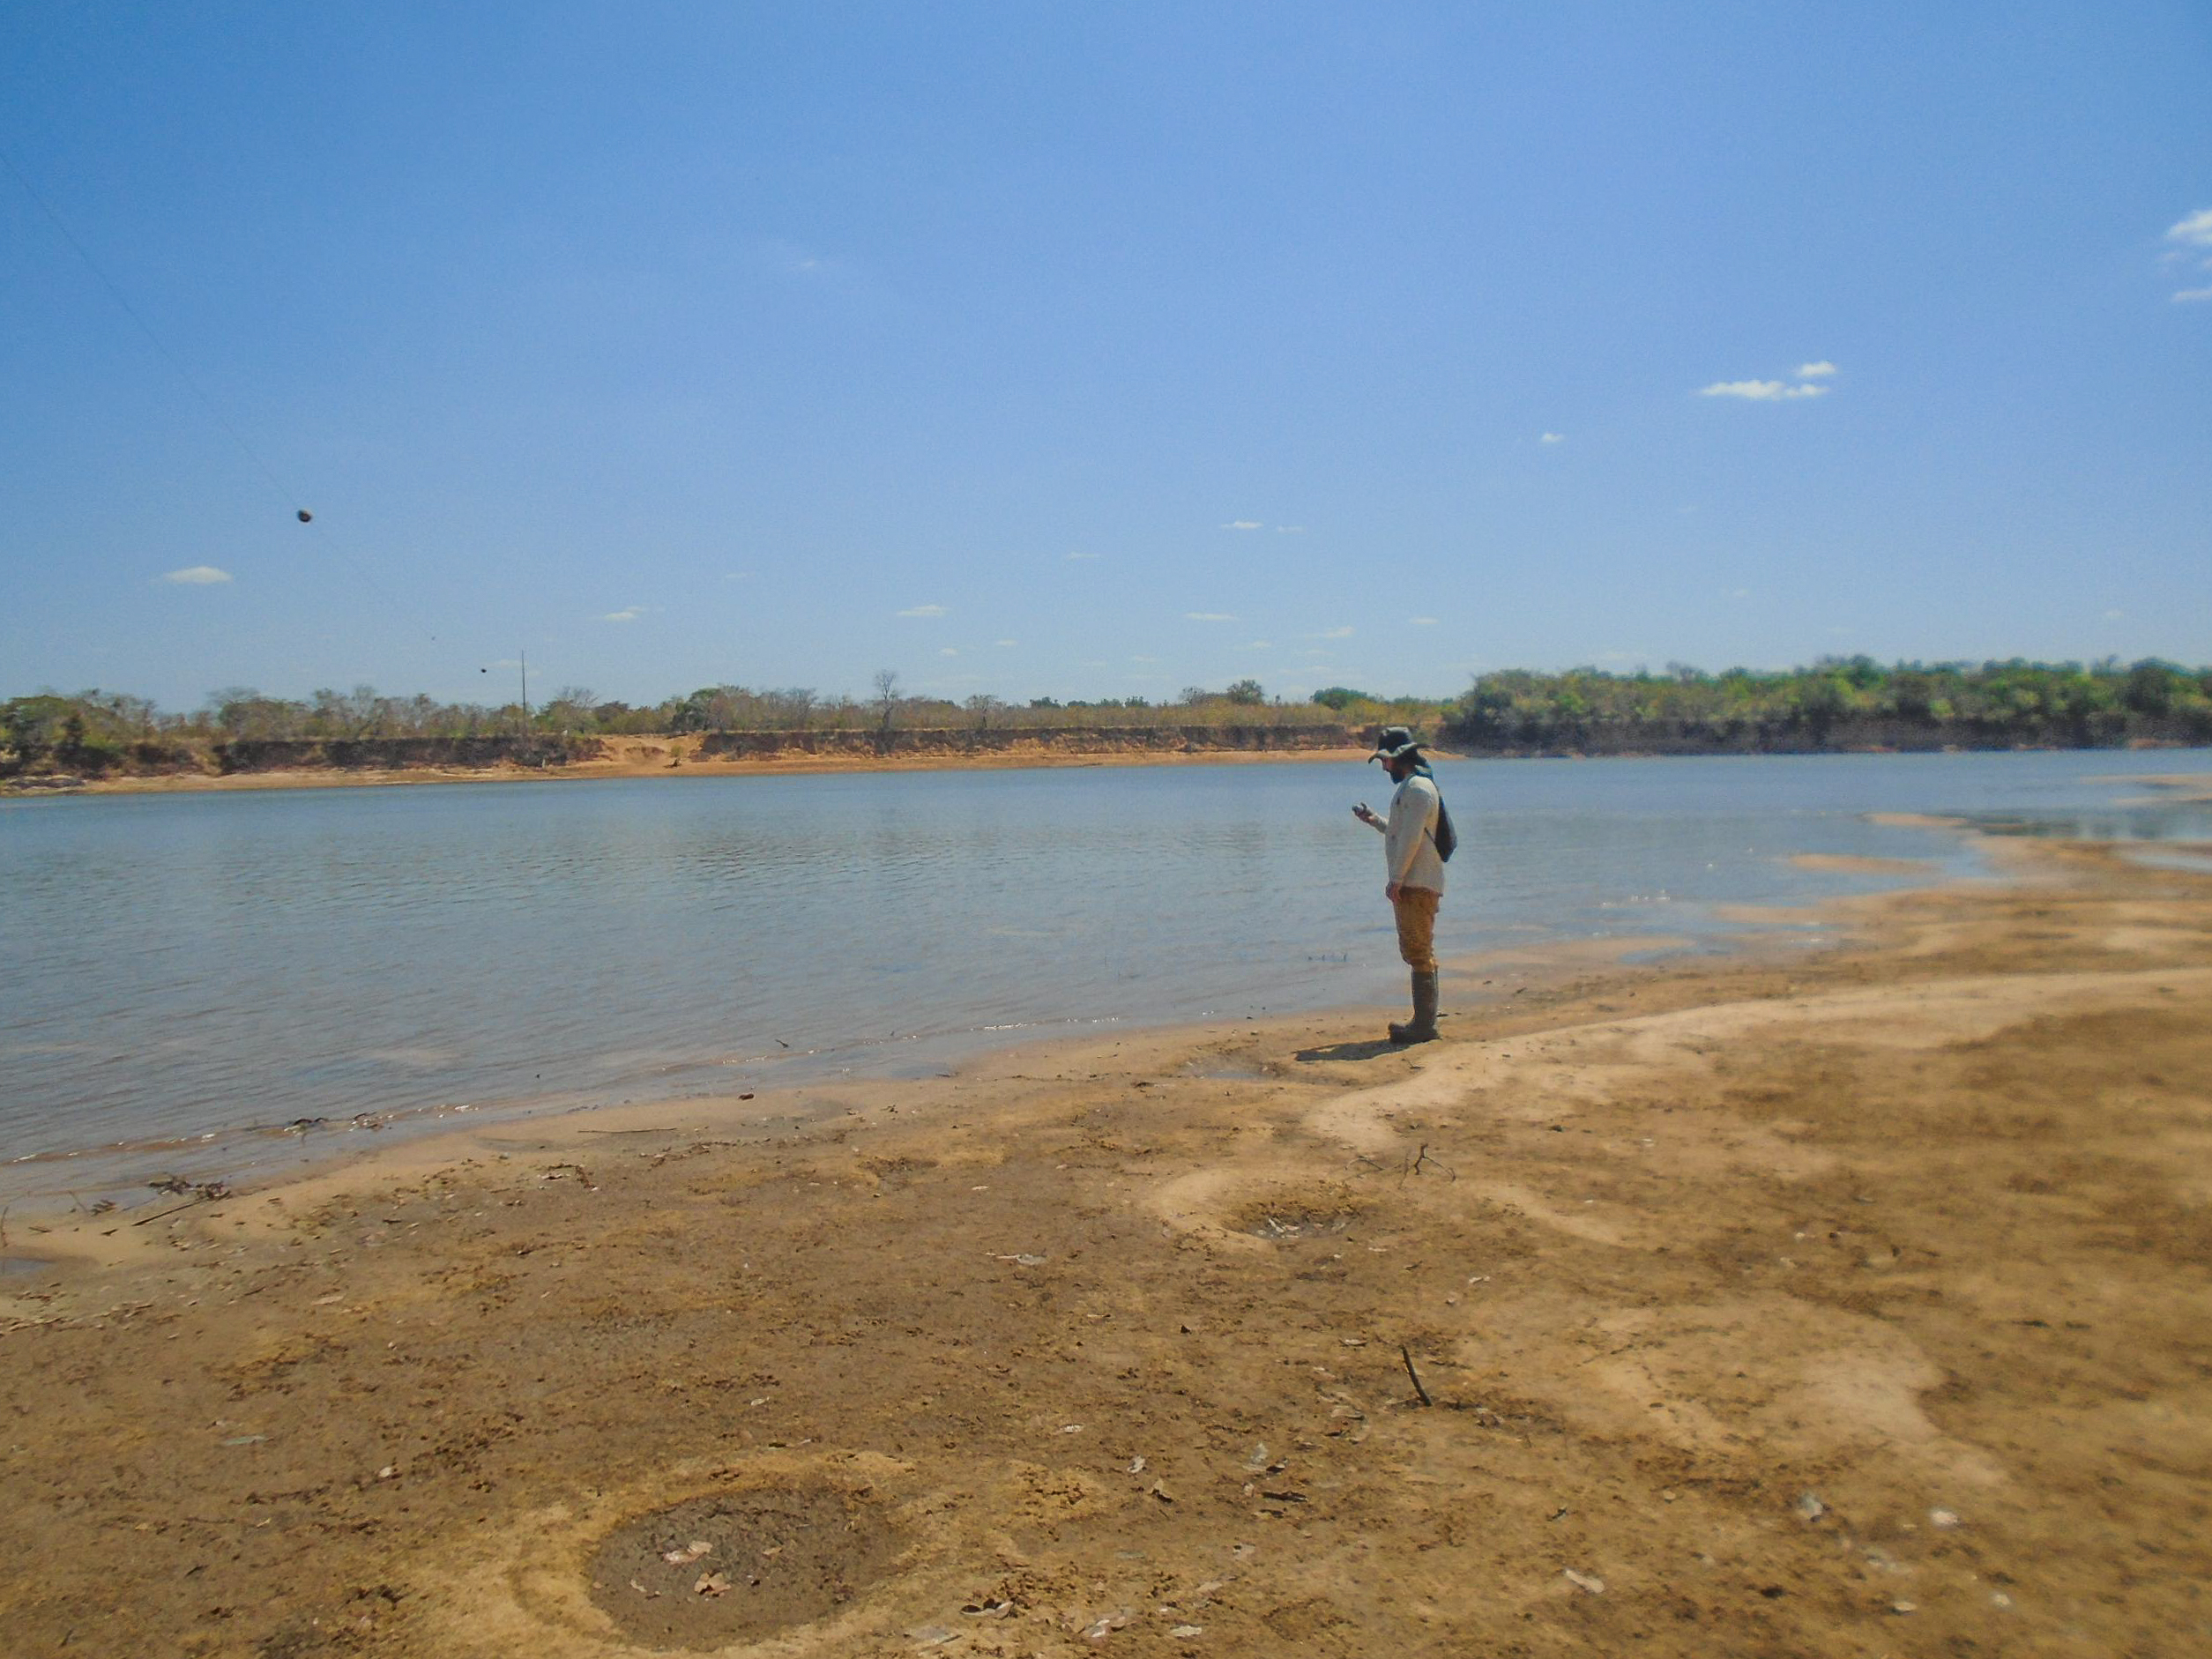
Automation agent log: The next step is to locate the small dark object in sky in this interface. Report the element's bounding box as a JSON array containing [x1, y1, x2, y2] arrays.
[[296, 509, 312, 522]]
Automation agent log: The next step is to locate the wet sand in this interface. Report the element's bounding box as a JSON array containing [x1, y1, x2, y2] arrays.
[[1, 837, 2208, 1656]]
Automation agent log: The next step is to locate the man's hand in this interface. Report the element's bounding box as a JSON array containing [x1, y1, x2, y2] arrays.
[[1352, 802, 1382, 828], [1385, 882, 1401, 903]]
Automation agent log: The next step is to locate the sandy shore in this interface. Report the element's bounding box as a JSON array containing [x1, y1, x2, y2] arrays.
[[59, 741, 1380, 796], [2, 837, 2208, 1655]]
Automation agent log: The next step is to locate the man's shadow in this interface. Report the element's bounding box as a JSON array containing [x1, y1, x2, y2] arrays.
[[1292, 1038, 1404, 1063]]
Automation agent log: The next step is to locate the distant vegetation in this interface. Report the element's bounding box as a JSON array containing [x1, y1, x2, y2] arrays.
[[1441, 657, 2212, 752], [4, 658, 2208, 778]]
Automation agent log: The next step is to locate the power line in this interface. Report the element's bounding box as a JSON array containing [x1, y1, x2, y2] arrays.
[[2, 145, 302, 514], [1, 144, 445, 645]]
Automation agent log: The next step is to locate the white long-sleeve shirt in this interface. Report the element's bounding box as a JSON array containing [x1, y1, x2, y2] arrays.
[[1372, 772, 1444, 893]]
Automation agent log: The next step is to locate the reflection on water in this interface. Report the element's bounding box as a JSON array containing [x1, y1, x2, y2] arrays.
[[1, 749, 2206, 1194]]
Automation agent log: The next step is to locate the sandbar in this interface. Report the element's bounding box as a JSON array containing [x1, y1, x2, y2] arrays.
[[0, 837, 2207, 1655]]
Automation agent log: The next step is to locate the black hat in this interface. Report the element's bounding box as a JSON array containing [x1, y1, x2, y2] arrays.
[[1367, 725, 1425, 763]]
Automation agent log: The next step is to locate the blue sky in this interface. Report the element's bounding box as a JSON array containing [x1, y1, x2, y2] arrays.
[[4, 2, 2208, 710]]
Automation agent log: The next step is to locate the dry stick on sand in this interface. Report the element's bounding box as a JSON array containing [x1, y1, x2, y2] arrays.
[[1400, 1343, 1434, 1407], [1399, 1142, 1454, 1186]]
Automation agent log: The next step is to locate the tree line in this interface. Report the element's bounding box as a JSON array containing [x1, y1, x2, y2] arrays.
[[1441, 657, 2212, 749], [4, 657, 2208, 777]]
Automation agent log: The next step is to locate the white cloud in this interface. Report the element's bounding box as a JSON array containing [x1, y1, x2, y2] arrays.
[[939, 647, 959, 657], [2172, 286, 2212, 303], [1064, 550, 1099, 562], [897, 603, 948, 617], [160, 564, 233, 584], [2104, 608, 2126, 621], [1698, 379, 1829, 401], [1539, 432, 1565, 444], [1221, 520, 1262, 531], [722, 571, 753, 581], [602, 606, 645, 623], [1274, 524, 1305, 534], [1729, 587, 1752, 599], [1315, 626, 1355, 639], [765, 237, 836, 275], [994, 638, 1017, 648], [2167, 208, 2212, 247], [1796, 361, 1838, 378], [1409, 616, 1439, 626], [1132, 654, 1159, 664], [1236, 639, 1274, 651], [1185, 612, 1238, 622]]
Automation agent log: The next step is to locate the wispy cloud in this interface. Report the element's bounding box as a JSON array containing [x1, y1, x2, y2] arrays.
[[2154, 212, 2212, 299], [1221, 520, 1262, 532], [1698, 378, 1829, 401], [897, 603, 949, 618], [1409, 616, 1439, 626], [939, 647, 959, 657], [994, 638, 1017, 648], [1796, 361, 1838, 378], [1064, 550, 1100, 562], [763, 237, 838, 276], [1274, 524, 1305, 534], [160, 564, 232, 585], [1539, 432, 1565, 444], [722, 570, 753, 582], [1236, 639, 1274, 651], [2104, 608, 2126, 621], [1315, 626, 1355, 639], [1185, 612, 1238, 622], [602, 606, 646, 623], [1132, 654, 1159, 664], [2168, 208, 2212, 248]]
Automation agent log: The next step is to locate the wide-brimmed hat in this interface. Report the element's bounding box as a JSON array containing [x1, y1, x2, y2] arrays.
[[1367, 725, 1425, 763]]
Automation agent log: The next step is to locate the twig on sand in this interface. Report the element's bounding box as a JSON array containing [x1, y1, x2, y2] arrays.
[[1400, 1343, 1434, 1407], [1399, 1143, 1455, 1186], [131, 1199, 207, 1228]]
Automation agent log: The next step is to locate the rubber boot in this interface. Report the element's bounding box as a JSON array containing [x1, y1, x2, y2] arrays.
[[1389, 971, 1441, 1045]]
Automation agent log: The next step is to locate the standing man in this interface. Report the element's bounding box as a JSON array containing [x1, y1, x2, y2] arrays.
[[1352, 726, 1444, 1044]]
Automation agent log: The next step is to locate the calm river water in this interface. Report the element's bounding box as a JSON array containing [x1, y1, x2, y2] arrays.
[[2, 750, 2207, 1201]]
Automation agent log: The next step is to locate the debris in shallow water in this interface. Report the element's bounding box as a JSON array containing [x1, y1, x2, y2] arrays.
[[1930, 1508, 1961, 1528], [1083, 1611, 1131, 1640], [693, 1571, 730, 1597], [1795, 1492, 1826, 1521], [662, 1540, 712, 1565], [1170, 1626, 1203, 1639], [1128, 1455, 1146, 1474], [1562, 1570, 1605, 1595]]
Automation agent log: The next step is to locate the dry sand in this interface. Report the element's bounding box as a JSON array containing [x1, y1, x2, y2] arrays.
[[75, 740, 1379, 796], [1, 838, 2208, 1656]]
